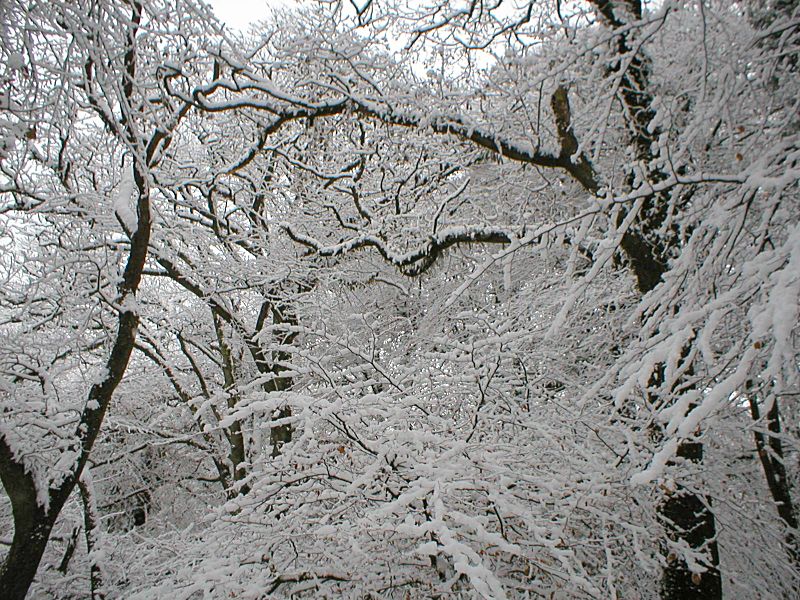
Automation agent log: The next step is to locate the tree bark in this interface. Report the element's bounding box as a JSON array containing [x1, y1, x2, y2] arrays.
[[264, 298, 298, 458], [588, 3, 722, 597], [749, 386, 798, 566], [0, 439, 58, 600], [79, 471, 106, 600], [213, 313, 250, 492], [659, 441, 722, 599]]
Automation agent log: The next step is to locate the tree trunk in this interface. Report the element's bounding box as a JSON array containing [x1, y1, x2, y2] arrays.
[[587, 2, 722, 596], [261, 296, 299, 458], [79, 471, 105, 600], [213, 313, 250, 492], [0, 441, 56, 599], [660, 441, 722, 599], [57, 525, 81, 574], [0, 514, 57, 600], [749, 388, 799, 565]]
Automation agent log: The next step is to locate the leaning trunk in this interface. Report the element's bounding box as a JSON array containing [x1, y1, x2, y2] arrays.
[[1, 518, 56, 600], [0, 3, 152, 591], [0, 466, 56, 600]]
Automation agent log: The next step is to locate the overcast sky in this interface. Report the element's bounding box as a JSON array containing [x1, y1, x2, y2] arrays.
[[205, 0, 298, 30]]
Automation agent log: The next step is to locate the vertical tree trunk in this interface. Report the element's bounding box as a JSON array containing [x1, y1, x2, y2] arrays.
[[259, 295, 299, 458], [79, 471, 105, 600], [749, 388, 798, 565], [587, 2, 722, 597], [213, 313, 250, 491], [659, 441, 722, 599]]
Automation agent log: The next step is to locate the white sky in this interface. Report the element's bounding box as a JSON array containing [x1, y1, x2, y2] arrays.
[[205, 0, 299, 30]]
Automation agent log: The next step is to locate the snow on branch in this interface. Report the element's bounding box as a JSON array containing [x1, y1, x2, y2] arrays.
[[283, 223, 519, 276], [113, 162, 138, 238]]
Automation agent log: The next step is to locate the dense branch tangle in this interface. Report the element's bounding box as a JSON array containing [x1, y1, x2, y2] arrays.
[[177, 4, 735, 598], [1, 1, 797, 598], [177, 29, 677, 288]]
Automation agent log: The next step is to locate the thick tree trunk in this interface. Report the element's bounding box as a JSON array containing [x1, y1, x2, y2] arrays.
[[0, 515, 57, 600], [659, 441, 722, 599], [587, 2, 722, 597], [0, 390, 59, 599]]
